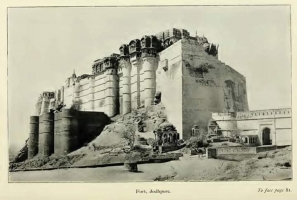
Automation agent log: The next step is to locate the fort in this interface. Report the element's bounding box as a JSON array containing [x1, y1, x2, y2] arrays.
[[25, 28, 290, 159]]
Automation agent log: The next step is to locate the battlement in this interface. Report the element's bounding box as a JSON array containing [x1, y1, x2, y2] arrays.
[[42, 91, 55, 98], [236, 108, 291, 120], [212, 108, 291, 121], [90, 28, 218, 76], [92, 54, 120, 75]]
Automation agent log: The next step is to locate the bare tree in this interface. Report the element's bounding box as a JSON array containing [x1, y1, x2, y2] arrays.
[[123, 123, 137, 151]]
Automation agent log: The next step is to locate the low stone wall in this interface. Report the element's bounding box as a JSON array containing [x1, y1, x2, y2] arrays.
[[161, 145, 178, 153], [206, 145, 278, 161], [216, 147, 257, 161], [217, 146, 257, 155], [256, 145, 277, 153]]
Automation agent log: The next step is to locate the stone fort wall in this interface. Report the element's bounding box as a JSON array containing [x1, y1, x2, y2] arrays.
[[34, 28, 248, 140], [28, 109, 110, 158], [181, 39, 249, 139]]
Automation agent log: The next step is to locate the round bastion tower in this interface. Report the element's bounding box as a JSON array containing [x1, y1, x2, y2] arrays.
[[38, 112, 54, 156], [103, 56, 119, 117], [140, 35, 158, 107], [212, 112, 238, 137], [119, 44, 132, 115], [54, 109, 79, 155], [28, 116, 39, 159], [129, 39, 142, 109]]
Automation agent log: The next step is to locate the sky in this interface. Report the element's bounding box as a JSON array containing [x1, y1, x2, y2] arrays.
[[8, 6, 291, 149]]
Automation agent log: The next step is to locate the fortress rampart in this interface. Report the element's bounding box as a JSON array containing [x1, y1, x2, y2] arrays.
[[33, 28, 249, 144], [28, 109, 110, 158]]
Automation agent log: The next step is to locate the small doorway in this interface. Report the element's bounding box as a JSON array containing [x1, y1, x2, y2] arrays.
[[262, 128, 272, 145]]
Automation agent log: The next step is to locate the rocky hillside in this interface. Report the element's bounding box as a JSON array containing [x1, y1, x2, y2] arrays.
[[71, 103, 167, 155], [10, 103, 171, 171]]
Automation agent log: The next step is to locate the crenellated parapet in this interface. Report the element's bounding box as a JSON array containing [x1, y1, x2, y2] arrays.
[[119, 44, 130, 59], [156, 28, 189, 49], [140, 35, 159, 57], [129, 39, 141, 60], [103, 54, 119, 71], [39, 91, 55, 115]]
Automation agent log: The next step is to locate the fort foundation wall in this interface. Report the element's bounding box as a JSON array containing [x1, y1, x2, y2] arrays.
[[28, 116, 39, 159]]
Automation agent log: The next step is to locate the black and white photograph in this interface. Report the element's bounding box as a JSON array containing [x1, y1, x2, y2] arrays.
[[7, 5, 292, 183]]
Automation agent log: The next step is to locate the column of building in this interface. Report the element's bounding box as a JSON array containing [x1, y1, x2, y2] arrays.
[[74, 80, 80, 109], [89, 77, 95, 111], [60, 86, 64, 104], [140, 36, 158, 107], [129, 39, 142, 109], [117, 66, 124, 115], [119, 44, 132, 115], [104, 56, 118, 117]]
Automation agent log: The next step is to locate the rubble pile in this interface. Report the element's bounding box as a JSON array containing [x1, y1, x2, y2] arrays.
[[12, 139, 29, 163], [84, 103, 167, 152]]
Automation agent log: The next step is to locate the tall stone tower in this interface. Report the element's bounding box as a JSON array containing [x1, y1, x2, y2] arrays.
[[118, 44, 132, 115], [156, 35, 249, 139], [140, 35, 159, 107], [129, 39, 142, 109]]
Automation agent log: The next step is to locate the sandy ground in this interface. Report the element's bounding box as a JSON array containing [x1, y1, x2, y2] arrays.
[[10, 146, 292, 182], [9, 155, 227, 182], [10, 150, 292, 182]]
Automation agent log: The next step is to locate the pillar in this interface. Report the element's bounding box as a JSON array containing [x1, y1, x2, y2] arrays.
[[90, 77, 95, 111], [140, 35, 158, 107], [54, 109, 78, 155], [142, 56, 157, 107], [118, 69, 123, 115], [28, 116, 39, 159], [74, 81, 80, 104], [128, 39, 141, 110], [130, 57, 141, 109], [72, 82, 81, 110], [38, 113, 54, 157], [104, 68, 118, 117], [60, 86, 64, 103], [140, 56, 157, 107], [119, 58, 132, 114]]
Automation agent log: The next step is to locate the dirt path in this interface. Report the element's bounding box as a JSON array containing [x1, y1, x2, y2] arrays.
[[9, 155, 227, 182]]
